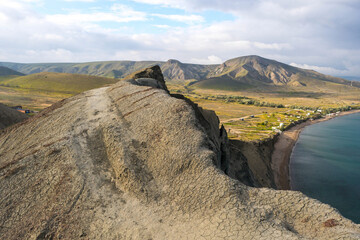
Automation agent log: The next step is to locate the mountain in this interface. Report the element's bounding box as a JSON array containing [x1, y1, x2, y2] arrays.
[[0, 72, 119, 94], [193, 55, 360, 90], [1, 56, 359, 90], [0, 66, 24, 77], [161, 59, 216, 82], [0, 66, 359, 239], [0, 103, 28, 129], [0, 61, 161, 79]]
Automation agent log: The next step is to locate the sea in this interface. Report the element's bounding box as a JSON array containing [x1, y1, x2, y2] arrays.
[[290, 112, 360, 223]]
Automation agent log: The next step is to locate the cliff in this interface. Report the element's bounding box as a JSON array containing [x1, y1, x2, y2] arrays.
[[228, 137, 278, 188], [0, 67, 359, 239], [227, 117, 324, 189]]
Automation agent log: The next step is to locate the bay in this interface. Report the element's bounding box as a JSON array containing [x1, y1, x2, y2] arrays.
[[290, 112, 360, 223]]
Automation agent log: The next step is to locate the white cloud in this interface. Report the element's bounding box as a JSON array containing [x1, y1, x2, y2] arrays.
[[46, 12, 146, 26], [0, 0, 360, 78], [253, 42, 292, 50], [152, 14, 204, 24], [190, 55, 222, 64], [290, 63, 346, 75], [46, 4, 147, 27], [290, 62, 360, 77], [64, 0, 96, 2], [130, 0, 185, 9], [153, 24, 171, 29]]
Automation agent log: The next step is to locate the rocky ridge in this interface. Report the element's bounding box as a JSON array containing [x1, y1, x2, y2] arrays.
[[0, 66, 359, 239]]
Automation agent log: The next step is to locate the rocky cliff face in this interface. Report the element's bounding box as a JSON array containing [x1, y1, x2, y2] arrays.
[[228, 137, 278, 188], [0, 67, 359, 239]]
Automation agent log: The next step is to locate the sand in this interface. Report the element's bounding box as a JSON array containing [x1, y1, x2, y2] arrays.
[[271, 109, 360, 190]]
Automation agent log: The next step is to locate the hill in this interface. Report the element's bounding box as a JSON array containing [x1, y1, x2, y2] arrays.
[[0, 61, 161, 79], [0, 103, 28, 129], [0, 72, 119, 94], [1, 56, 359, 92], [192, 55, 360, 90], [161, 59, 217, 82], [0, 66, 24, 77], [0, 67, 359, 239]]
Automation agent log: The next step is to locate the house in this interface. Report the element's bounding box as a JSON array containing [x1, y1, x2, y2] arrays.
[[11, 105, 22, 110], [17, 109, 31, 114]]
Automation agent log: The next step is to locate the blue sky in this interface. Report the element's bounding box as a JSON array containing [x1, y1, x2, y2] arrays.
[[1, 0, 360, 77]]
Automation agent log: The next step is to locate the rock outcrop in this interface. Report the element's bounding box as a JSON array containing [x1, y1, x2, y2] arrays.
[[125, 65, 169, 93], [0, 67, 359, 239], [0, 103, 28, 130]]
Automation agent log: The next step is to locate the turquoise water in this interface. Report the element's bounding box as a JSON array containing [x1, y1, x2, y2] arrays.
[[290, 113, 360, 223]]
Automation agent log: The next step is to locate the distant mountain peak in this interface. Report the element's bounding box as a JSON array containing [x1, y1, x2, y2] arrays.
[[166, 59, 182, 65]]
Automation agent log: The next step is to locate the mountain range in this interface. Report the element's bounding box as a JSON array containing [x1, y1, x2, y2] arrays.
[[1, 56, 359, 91]]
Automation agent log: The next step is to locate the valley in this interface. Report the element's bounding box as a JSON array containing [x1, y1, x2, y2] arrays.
[[1, 56, 360, 141]]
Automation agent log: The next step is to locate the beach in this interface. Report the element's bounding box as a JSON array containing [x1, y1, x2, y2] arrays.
[[271, 109, 360, 190]]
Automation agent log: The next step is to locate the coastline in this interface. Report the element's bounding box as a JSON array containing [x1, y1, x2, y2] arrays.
[[271, 109, 360, 190]]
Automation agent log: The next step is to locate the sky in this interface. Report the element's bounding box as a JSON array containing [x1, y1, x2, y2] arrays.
[[0, 0, 360, 77]]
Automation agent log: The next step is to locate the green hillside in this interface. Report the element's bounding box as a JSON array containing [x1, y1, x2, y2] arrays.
[[0, 61, 161, 78], [0, 72, 118, 94], [0, 66, 24, 76], [193, 77, 255, 91]]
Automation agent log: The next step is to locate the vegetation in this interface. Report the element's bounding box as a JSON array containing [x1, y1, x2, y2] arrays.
[[0, 72, 119, 110], [0, 66, 24, 76], [0, 72, 118, 94], [1, 56, 360, 141], [195, 94, 285, 108], [167, 82, 360, 141]]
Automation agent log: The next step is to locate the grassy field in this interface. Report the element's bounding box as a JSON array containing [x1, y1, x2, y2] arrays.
[[0, 72, 119, 111], [0, 85, 71, 111], [167, 82, 360, 141], [0, 72, 118, 94]]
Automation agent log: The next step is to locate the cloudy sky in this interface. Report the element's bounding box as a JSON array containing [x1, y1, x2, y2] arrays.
[[0, 0, 360, 77]]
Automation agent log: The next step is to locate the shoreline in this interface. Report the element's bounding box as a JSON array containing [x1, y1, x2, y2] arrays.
[[271, 109, 360, 190]]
